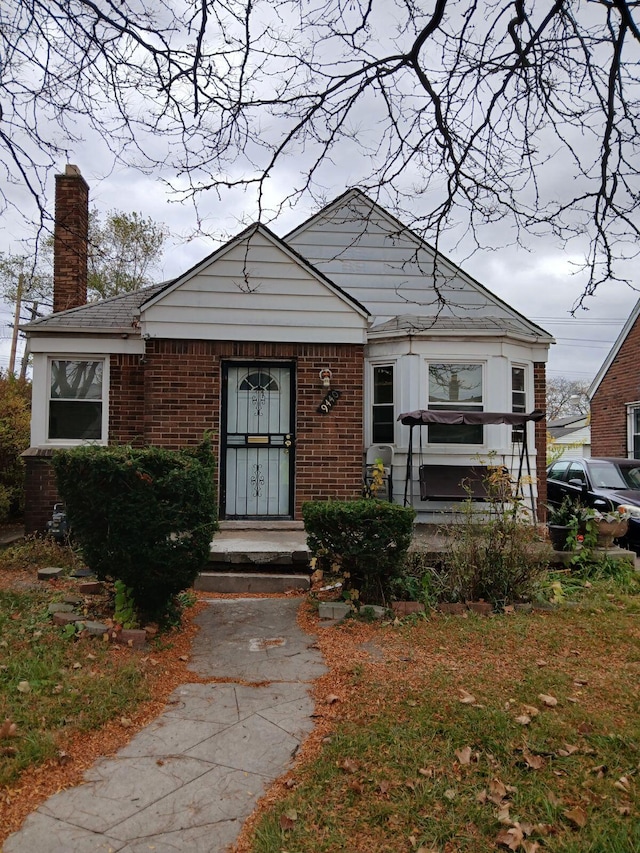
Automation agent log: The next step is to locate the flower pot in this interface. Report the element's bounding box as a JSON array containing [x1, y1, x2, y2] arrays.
[[593, 518, 628, 548], [548, 523, 573, 551]]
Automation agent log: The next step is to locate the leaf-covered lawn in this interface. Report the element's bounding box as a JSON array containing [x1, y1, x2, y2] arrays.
[[244, 591, 640, 853]]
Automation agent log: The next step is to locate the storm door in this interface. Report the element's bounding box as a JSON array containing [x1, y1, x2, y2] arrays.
[[221, 363, 295, 518]]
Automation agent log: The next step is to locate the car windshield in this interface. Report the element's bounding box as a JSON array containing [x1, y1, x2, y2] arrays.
[[587, 461, 628, 489]]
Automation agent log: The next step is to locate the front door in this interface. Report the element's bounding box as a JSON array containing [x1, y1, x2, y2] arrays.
[[221, 362, 295, 518]]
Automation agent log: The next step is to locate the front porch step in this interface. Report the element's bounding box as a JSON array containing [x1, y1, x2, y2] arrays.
[[195, 572, 310, 594], [209, 529, 309, 566]]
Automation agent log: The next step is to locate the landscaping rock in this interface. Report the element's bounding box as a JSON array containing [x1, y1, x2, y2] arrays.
[[51, 611, 80, 626], [47, 603, 76, 614], [361, 605, 387, 620], [119, 629, 147, 648], [37, 567, 65, 581], [77, 581, 103, 595], [318, 602, 351, 621], [62, 593, 83, 605], [438, 602, 466, 615], [81, 621, 110, 637], [466, 600, 493, 616], [392, 601, 426, 616]]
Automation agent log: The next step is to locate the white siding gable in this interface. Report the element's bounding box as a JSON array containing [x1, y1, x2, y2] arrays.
[[140, 225, 368, 344], [287, 191, 551, 341]]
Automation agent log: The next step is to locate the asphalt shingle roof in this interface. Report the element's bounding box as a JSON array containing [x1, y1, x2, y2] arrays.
[[22, 283, 168, 333]]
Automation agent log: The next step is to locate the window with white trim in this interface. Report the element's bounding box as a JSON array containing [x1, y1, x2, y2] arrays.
[[372, 364, 394, 443], [428, 362, 483, 444], [511, 366, 526, 442], [48, 359, 105, 441], [627, 403, 640, 459]]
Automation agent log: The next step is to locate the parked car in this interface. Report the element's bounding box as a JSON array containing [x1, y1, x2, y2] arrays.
[[547, 457, 640, 551]]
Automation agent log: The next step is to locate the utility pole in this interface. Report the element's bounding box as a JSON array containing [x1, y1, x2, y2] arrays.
[[8, 272, 23, 376]]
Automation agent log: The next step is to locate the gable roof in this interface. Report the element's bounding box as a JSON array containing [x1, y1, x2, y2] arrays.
[[140, 222, 369, 318], [287, 189, 554, 343], [589, 298, 640, 398]]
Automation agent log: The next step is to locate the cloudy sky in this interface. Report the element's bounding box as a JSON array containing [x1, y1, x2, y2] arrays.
[[2, 1, 638, 387], [2, 157, 635, 388]]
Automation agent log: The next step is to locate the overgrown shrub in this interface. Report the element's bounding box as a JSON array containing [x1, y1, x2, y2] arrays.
[[437, 500, 551, 608], [302, 499, 416, 604], [51, 439, 218, 617], [0, 372, 31, 520]]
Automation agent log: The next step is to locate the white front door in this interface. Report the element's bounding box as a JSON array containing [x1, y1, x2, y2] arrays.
[[222, 363, 295, 518]]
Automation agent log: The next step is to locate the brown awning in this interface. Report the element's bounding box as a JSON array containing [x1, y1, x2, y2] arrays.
[[398, 409, 545, 426]]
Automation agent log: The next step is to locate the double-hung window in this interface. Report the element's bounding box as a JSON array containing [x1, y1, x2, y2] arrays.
[[511, 366, 526, 442], [428, 362, 483, 444], [372, 365, 394, 443], [627, 403, 640, 458], [48, 359, 105, 441]]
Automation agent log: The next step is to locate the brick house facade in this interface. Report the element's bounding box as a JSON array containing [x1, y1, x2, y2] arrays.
[[23, 168, 552, 531], [590, 302, 640, 458]]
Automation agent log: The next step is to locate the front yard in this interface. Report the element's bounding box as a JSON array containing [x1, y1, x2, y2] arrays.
[[238, 587, 640, 853], [0, 535, 638, 852]]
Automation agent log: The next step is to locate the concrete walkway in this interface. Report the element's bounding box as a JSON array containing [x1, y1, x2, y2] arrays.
[[4, 598, 326, 853]]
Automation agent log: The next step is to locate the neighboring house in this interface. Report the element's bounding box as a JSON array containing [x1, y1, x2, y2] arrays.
[[22, 166, 553, 531], [547, 414, 591, 461], [590, 301, 640, 458]]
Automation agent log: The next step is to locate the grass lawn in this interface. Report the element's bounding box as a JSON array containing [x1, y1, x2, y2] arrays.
[[0, 537, 199, 842], [240, 583, 640, 853]]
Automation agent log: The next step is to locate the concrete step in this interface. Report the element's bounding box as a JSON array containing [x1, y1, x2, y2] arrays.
[[195, 572, 310, 594], [209, 529, 309, 566]]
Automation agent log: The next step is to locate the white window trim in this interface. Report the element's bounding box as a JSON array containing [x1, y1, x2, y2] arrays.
[[425, 360, 486, 448], [511, 363, 528, 442], [367, 360, 397, 446], [626, 401, 640, 458], [38, 355, 110, 447]]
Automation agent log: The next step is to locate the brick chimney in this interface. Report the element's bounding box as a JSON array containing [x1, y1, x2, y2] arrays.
[[53, 164, 88, 313]]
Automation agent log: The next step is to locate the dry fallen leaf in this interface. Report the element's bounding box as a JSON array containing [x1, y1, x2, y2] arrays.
[[443, 788, 456, 801], [325, 694, 340, 705], [615, 776, 631, 793], [522, 841, 541, 853], [515, 714, 532, 726], [617, 804, 632, 816], [563, 806, 588, 828], [536, 659, 548, 667], [378, 780, 392, 796], [558, 743, 580, 757], [523, 750, 545, 771], [16, 681, 30, 694], [496, 824, 524, 850], [538, 693, 558, 708], [455, 746, 472, 765], [497, 804, 511, 824], [119, 717, 132, 728], [458, 688, 476, 704], [0, 719, 17, 739], [522, 704, 540, 717], [476, 789, 488, 804], [279, 809, 298, 830]]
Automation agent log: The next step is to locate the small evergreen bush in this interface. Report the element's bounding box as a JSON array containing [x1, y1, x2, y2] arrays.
[[302, 499, 416, 604], [51, 439, 218, 617]]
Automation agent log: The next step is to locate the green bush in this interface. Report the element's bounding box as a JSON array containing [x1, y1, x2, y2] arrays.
[[302, 499, 416, 604], [0, 372, 31, 520], [51, 439, 218, 617]]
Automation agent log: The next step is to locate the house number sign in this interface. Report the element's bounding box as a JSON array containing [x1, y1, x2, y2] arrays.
[[318, 389, 341, 414]]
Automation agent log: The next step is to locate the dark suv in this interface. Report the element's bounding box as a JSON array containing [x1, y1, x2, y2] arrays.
[[546, 457, 640, 552]]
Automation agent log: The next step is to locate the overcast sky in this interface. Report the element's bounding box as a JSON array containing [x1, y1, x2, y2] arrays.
[[2, 156, 636, 387]]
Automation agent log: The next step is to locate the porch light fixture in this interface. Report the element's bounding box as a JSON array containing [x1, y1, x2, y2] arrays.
[[319, 367, 332, 388]]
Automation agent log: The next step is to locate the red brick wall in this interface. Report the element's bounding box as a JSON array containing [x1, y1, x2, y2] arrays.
[[534, 362, 548, 520], [23, 452, 60, 533], [110, 354, 146, 444], [53, 167, 88, 313], [591, 315, 640, 457], [141, 339, 365, 517]]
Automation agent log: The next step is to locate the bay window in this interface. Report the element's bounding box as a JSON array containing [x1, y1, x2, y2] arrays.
[[428, 362, 483, 444]]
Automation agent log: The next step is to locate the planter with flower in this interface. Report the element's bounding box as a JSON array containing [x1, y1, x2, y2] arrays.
[[581, 506, 630, 548]]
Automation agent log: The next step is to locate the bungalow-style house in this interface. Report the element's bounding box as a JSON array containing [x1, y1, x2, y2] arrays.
[[22, 166, 553, 532], [590, 300, 640, 457]]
